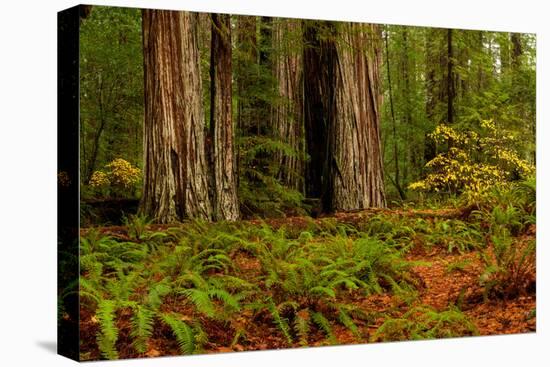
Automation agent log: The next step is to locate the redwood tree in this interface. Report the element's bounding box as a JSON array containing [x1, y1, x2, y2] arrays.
[[272, 19, 304, 191], [303, 21, 386, 212], [210, 14, 239, 221], [140, 10, 212, 223]]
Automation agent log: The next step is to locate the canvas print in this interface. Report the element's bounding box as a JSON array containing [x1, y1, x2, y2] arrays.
[[57, 4, 536, 361]]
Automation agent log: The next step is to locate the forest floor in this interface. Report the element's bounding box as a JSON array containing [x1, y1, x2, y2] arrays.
[[77, 207, 536, 360]]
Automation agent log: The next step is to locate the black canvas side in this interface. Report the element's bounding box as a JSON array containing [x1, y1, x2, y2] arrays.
[[57, 4, 80, 362]]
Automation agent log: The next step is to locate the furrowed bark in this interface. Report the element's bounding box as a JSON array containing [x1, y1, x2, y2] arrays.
[[303, 21, 386, 212], [272, 19, 304, 191], [303, 20, 333, 203], [140, 10, 212, 223], [210, 14, 240, 221], [329, 23, 386, 210]]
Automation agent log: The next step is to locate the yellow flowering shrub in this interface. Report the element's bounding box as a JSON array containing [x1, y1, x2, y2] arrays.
[[89, 170, 110, 188], [88, 159, 141, 197], [410, 120, 534, 195], [105, 158, 141, 188]]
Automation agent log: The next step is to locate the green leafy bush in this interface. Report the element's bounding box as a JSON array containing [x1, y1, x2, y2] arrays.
[[479, 233, 535, 300], [371, 306, 479, 342], [409, 122, 534, 196]]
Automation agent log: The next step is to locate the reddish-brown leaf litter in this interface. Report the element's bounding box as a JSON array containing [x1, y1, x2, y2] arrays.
[[78, 209, 535, 360]]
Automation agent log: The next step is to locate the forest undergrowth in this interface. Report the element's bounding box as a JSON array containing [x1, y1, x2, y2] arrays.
[[71, 178, 536, 360]]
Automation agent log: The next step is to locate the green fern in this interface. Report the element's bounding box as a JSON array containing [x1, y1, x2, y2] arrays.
[[160, 313, 196, 355], [267, 299, 293, 344], [372, 306, 478, 342], [181, 289, 216, 318], [147, 280, 171, 310], [208, 288, 242, 312], [311, 312, 336, 344], [309, 286, 336, 299], [130, 305, 154, 353], [96, 300, 119, 360], [337, 306, 361, 340], [294, 309, 311, 346]]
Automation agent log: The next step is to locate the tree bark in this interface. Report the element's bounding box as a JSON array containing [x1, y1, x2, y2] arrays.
[[303, 20, 334, 203], [303, 21, 386, 211], [511, 33, 523, 69], [424, 28, 440, 163], [329, 23, 386, 210], [272, 19, 304, 191], [384, 27, 405, 200], [140, 10, 212, 223], [210, 14, 240, 221]]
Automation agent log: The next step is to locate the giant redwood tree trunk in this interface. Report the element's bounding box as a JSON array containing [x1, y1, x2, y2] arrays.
[[210, 14, 239, 221], [329, 23, 386, 210], [303, 21, 334, 203], [272, 19, 304, 191], [140, 10, 212, 223], [303, 21, 386, 212]]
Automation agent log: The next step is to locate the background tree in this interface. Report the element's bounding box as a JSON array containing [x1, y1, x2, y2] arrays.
[[78, 7, 536, 222], [79, 7, 142, 183], [271, 18, 304, 191], [209, 14, 240, 221]]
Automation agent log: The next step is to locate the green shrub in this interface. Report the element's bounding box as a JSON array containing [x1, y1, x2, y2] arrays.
[[371, 306, 479, 342], [479, 233, 535, 300]]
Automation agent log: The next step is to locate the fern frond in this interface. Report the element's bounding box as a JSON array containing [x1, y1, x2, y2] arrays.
[[294, 309, 311, 347], [161, 313, 196, 355], [311, 312, 336, 344], [130, 305, 154, 353], [309, 286, 336, 299], [267, 299, 293, 344], [337, 307, 361, 340], [181, 289, 216, 317], [147, 281, 171, 310], [96, 300, 119, 360], [208, 288, 241, 312]]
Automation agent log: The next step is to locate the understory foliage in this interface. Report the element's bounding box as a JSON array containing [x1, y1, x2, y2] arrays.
[[409, 121, 534, 195], [237, 136, 306, 217], [371, 306, 479, 342], [472, 178, 536, 299], [88, 158, 142, 198], [73, 178, 536, 359], [78, 220, 417, 359]]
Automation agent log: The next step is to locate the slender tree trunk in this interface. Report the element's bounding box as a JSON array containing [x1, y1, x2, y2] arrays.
[[424, 28, 438, 164], [401, 28, 412, 183], [256, 16, 273, 136], [140, 10, 212, 223], [384, 28, 405, 200], [235, 16, 258, 185], [86, 117, 106, 182], [446, 28, 454, 124], [85, 77, 107, 182], [210, 14, 239, 221], [303, 21, 386, 211], [236, 16, 258, 136], [272, 19, 304, 191], [511, 33, 523, 69], [498, 33, 510, 72], [476, 31, 485, 92]]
